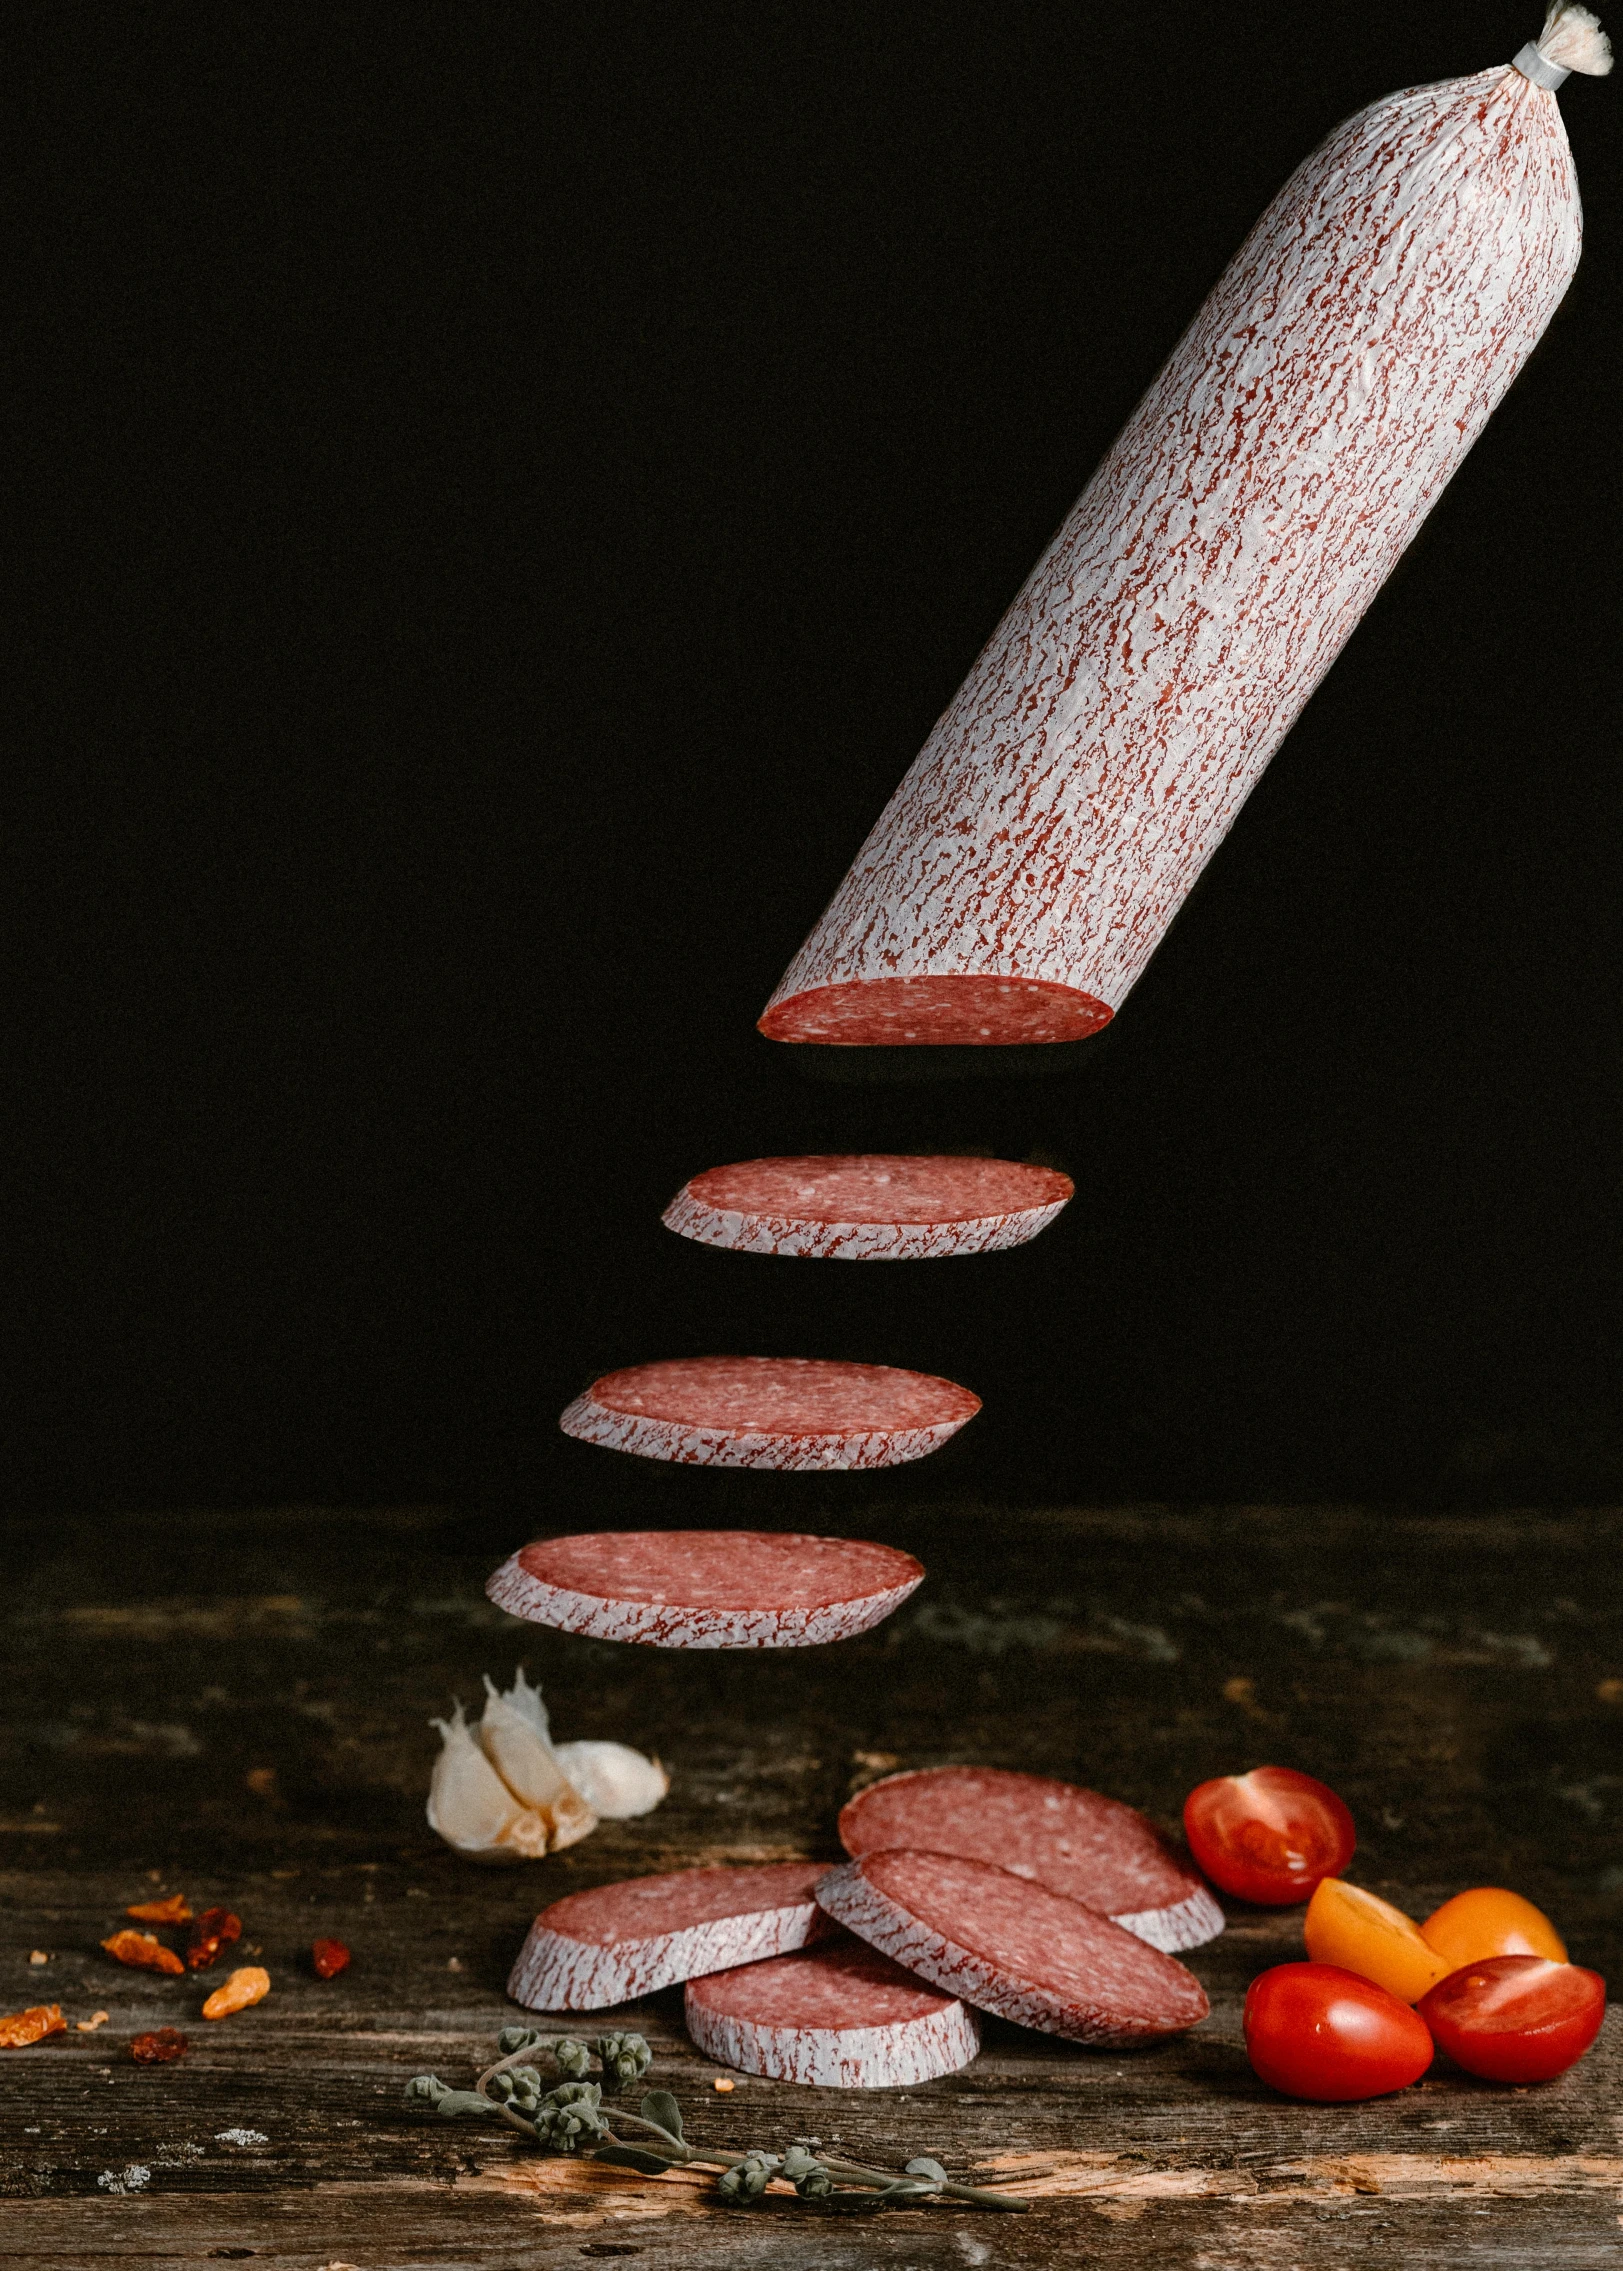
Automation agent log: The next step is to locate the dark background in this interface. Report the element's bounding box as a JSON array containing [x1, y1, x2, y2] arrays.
[[8, 0, 1619, 1521]]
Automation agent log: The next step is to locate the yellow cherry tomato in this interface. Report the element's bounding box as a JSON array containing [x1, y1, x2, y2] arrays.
[[1419, 1888, 1566, 1970], [1303, 1878, 1453, 2004]]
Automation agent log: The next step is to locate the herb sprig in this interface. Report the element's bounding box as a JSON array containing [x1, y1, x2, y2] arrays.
[[408, 2029, 1029, 2214]]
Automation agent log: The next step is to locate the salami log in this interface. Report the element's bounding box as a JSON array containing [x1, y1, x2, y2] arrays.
[[816, 1851, 1209, 2046], [558, 1356, 980, 1469], [760, 12, 1611, 1048], [487, 1530, 925, 1649], [683, 1934, 981, 2088], [839, 1767, 1223, 1953], [507, 1860, 830, 2010], [662, 1155, 1074, 1260]]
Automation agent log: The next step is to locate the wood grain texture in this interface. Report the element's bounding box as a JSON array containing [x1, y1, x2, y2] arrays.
[[762, 67, 1582, 1045], [3, 1500, 1622, 2267]]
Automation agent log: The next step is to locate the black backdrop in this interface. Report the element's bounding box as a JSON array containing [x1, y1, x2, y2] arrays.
[[9, 0, 1620, 1518]]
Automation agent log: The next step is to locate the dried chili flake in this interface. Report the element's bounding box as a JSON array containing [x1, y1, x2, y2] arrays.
[[0, 2004, 65, 2048], [185, 1908, 243, 1972], [131, 2026, 190, 2064], [102, 1930, 185, 1976], [202, 1965, 270, 2020], [311, 1937, 351, 1980], [126, 1894, 193, 1925]]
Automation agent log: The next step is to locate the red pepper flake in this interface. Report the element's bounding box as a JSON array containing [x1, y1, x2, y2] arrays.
[[311, 1937, 351, 1980], [131, 2026, 190, 2064], [126, 1894, 193, 1925], [185, 1908, 243, 1972], [0, 2004, 65, 2048], [102, 1930, 185, 1976]]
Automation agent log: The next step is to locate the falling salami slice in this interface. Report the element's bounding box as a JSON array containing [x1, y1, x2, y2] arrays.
[[662, 1155, 1074, 1261], [508, 1861, 831, 2011], [839, 1768, 1223, 1953], [487, 1530, 925, 1649], [684, 1933, 982, 2088], [817, 1851, 1209, 2046], [558, 1356, 980, 1470]]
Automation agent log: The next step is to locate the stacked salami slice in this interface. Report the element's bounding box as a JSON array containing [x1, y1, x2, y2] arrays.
[[507, 1766, 1220, 2085]]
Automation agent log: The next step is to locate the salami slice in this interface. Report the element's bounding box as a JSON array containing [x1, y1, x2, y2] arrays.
[[558, 1356, 980, 1470], [684, 1933, 981, 2088], [760, 29, 1604, 1048], [839, 1767, 1223, 1953], [816, 1851, 1209, 2046], [507, 1860, 830, 2011], [662, 1155, 1074, 1261], [487, 1530, 925, 1649]]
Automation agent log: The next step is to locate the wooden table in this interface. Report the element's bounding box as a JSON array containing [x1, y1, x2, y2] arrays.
[[3, 1501, 1620, 2267]]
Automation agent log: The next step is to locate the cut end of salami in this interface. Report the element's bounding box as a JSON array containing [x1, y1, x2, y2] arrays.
[[684, 1934, 981, 2089], [662, 1155, 1075, 1261], [759, 974, 1112, 1047], [817, 1850, 1210, 2047], [839, 1767, 1223, 1953], [558, 1355, 980, 1470], [487, 1529, 926, 1649], [507, 1860, 830, 2010]]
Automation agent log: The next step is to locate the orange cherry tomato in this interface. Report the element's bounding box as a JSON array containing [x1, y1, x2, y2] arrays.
[[1303, 1879, 1453, 2004], [1420, 1888, 1566, 1970], [1184, 1767, 1354, 1904], [1244, 1963, 1433, 2101], [1418, 1955, 1605, 2084]]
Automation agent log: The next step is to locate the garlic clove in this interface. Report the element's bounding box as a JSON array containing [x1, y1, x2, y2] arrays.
[[426, 1700, 551, 1864], [552, 1739, 670, 1820], [478, 1675, 597, 1851]]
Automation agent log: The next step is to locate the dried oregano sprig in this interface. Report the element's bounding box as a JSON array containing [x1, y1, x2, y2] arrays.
[[405, 2031, 1027, 2213]]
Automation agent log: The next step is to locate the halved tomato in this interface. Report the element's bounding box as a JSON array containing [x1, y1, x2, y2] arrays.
[[1244, 1962, 1433, 2101], [1184, 1767, 1354, 1904], [1417, 1955, 1605, 2084], [1303, 1878, 1452, 2004]]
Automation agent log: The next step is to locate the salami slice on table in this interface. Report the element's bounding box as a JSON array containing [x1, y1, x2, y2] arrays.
[[816, 1851, 1209, 2047], [508, 1861, 830, 2011], [559, 1356, 980, 1469], [839, 1767, 1222, 1952], [684, 1934, 981, 2088], [487, 1530, 925, 1649], [662, 1155, 1074, 1261]]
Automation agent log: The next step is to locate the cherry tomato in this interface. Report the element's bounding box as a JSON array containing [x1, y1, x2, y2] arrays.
[[1184, 1767, 1355, 1903], [1420, 1888, 1566, 1971], [1303, 1878, 1452, 2004], [1244, 1962, 1433, 2102], [1417, 1955, 1605, 2084]]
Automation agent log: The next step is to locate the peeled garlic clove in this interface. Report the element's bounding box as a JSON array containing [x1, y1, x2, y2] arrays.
[[552, 1739, 670, 1820], [478, 1675, 597, 1851], [427, 1700, 551, 1864]]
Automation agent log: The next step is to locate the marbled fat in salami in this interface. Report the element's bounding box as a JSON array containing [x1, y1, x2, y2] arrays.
[[761, 38, 1598, 1046], [684, 1934, 981, 2088], [487, 1530, 925, 1649], [557, 1356, 980, 1470], [839, 1767, 1223, 1952], [662, 1155, 1074, 1260], [817, 1851, 1210, 2046], [508, 1861, 830, 2010]]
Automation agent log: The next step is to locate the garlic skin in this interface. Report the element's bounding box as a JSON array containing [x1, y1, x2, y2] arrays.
[[477, 1672, 597, 1851], [426, 1700, 551, 1864], [552, 1739, 670, 1820]]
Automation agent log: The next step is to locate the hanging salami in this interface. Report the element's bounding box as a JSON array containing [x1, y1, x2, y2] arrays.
[[760, 10, 1611, 1049]]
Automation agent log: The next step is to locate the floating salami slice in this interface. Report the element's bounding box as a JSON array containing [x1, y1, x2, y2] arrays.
[[760, 27, 1607, 1047], [839, 1768, 1223, 1953], [558, 1356, 980, 1470], [487, 1530, 925, 1649], [684, 1934, 981, 2088], [817, 1851, 1209, 2046], [662, 1155, 1074, 1261], [508, 1861, 830, 2011]]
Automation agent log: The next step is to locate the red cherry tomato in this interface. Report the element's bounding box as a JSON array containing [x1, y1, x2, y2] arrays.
[[1184, 1766, 1355, 1903], [1244, 1963, 1433, 2102], [1417, 1956, 1606, 2085]]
